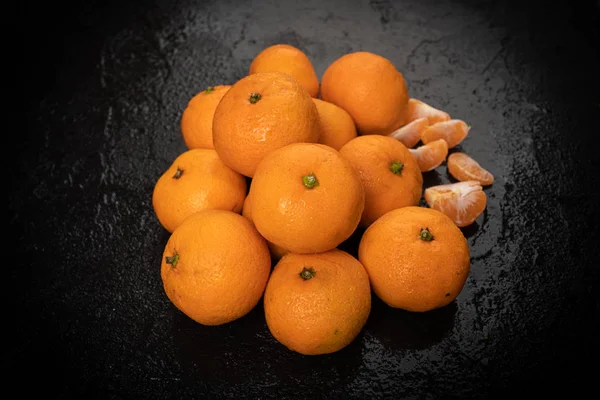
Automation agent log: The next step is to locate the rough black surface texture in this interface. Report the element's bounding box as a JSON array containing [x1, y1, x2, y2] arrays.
[[15, 0, 600, 398]]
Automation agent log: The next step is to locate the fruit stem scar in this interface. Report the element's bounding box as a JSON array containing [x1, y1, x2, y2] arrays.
[[173, 167, 184, 179], [390, 161, 404, 175], [299, 267, 316, 280], [165, 252, 179, 268], [302, 173, 319, 189], [420, 227, 434, 241], [205, 86, 215, 93], [249, 92, 262, 104]]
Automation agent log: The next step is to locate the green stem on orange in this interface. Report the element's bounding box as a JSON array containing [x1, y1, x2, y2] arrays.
[[302, 173, 319, 189], [390, 161, 404, 175], [205, 86, 215, 93], [299, 267, 316, 280], [165, 252, 179, 268], [172, 167, 184, 179], [419, 227, 434, 241], [249, 92, 262, 104]]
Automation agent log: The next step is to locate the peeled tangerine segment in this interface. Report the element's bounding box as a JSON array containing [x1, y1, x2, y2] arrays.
[[405, 98, 451, 125], [409, 139, 448, 172], [424, 181, 486, 227], [421, 119, 470, 149], [388, 117, 429, 148], [447, 152, 494, 186]]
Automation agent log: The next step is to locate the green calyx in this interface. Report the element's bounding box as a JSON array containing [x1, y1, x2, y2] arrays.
[[302, 173, 319, 189], [390, 161, 404, 175], [299, 267, 316, 280], [419, 228, 434, 241]]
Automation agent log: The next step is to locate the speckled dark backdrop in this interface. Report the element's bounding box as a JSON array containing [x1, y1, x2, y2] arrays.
[[15, 0, 599, 398]]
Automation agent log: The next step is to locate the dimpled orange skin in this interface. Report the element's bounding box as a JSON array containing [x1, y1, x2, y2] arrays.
[[180, 85, 231, 150], [161, 209, 271, 326], [249, 44, 320, 98], [250, 143, 365, 254], [152, 149, 247, 233], [358, 206, 470, 312], [320, 51, 409, 136], [339, 135, 423, 228], [242, 192, 290, 262], [212, 71, 320, 178], [313, 98, 358, 151], [264, 249, 371, 355]]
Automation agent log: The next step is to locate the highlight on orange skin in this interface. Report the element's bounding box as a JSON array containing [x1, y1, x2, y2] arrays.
[[405, 98, 451, 125], [421, 119, 470, 149], [424, 180, 486, 227], [447, 152, 494, 186], [409, 139, 449, 172], [388, 117, 429, 148]]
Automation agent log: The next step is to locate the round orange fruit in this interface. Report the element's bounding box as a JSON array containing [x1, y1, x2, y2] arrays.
[[249, 44, 320, 98], [212, 71, 320, 177], [161, 209, 271, 325], [152, 149, 247, 233], [320, 51, 409, 135], [339, 134, 423, 228], [264, 249, 371, 355], [313, 98, 358, 151], [358, 206, 470, 312], [180, 85, 231, 149], [249, 142, 365, 254]]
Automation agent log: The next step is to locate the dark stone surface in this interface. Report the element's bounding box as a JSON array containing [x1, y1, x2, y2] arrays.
[[15, 0, 599, 398]]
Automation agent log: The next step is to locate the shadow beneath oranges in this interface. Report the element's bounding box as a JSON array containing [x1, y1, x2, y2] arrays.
[[337, 225, 365, 258], [365, 295, 457, 351], [422, 168, 447, 188]]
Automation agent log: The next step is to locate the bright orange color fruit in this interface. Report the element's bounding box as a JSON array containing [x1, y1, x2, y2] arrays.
[[447, 152, 494, 186], [152, 149, 247, 233], [161, 209, 271, 325], [249, 142, 365, 254], [424, 181, 487, 227], [339, 135, 423, 228], [249, 44, 320, 98], [358, 206, 470, 312], [409, 138, 449, 172], [405, 98, 451, 125], [320, 51, 409, 135], [180, 85, 231, 149], [242, 192, 289, 262], [388, 117, 429, 149], [264, 249, 371, 355], [313, 98, 358, 151], [421, 119, 470, 148], [212, 71, 320, 177]]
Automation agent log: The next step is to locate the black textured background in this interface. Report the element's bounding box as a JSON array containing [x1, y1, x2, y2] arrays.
[[16, 0, 600, 398]]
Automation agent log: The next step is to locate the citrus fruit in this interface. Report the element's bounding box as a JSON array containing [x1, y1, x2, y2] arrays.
[[424, 181, 486, 227], [358, 206, 470, 312], [249, 142, 365, 254], [405, 98, 451, 125], [409, 138, 449, 172], [320, 51, 409, 135], [152, 149, 247, 233], [242, 191, 289, 262], [339, 134, 423, 228], [161, 209, 271, 325], [249, 44, 320, 98], [180, 85, 231, 149], [447, 152, 494, 186], [212, 71, 320, 177], [264, 249, 371, 355], [388, 117, 428, 149], [420, 119, 470, 148], [313, 98, 358, 151]]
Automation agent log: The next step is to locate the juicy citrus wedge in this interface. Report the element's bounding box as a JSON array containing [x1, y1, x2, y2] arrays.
[[447, 152, 494, 186], [409, 139, 449, 172], [388, 117, 429, 148], [405, 98, 451, 125], [424, 181, 486, 227], [421, 119, 470, 148]]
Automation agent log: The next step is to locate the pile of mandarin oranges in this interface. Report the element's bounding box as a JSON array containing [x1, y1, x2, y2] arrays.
[[152, 44, 494, 356]]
